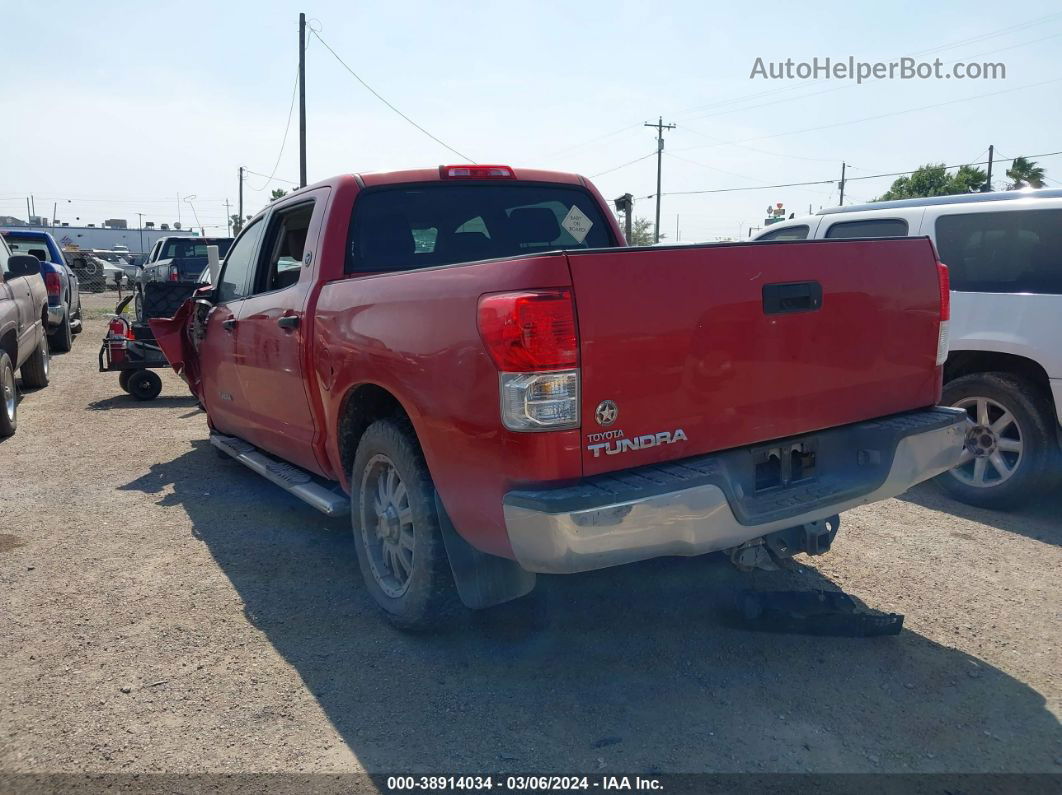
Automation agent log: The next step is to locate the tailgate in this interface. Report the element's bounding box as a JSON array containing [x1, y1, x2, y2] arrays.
[[569, 238, 943, 475]]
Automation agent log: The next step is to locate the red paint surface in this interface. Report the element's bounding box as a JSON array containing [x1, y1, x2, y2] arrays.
[[154, 169, 944, 560]]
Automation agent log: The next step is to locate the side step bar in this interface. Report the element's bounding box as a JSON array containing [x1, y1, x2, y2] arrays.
[[210, 433, 349, 517]]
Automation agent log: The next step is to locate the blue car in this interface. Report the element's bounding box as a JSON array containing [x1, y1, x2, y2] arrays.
[[1, 230, 82, 351]]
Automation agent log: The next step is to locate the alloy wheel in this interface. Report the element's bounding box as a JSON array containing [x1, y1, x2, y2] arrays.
[[359, 454, 415, 598], [950, 396, 1024, 488]]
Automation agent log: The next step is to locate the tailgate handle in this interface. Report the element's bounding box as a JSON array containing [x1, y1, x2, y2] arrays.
[[762, 281, 823, 315]]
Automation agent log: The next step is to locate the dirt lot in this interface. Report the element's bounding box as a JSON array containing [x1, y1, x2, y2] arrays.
[[1, 291, 1059, 776]]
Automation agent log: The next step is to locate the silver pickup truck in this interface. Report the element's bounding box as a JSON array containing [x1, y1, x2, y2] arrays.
[[1, 236, 51, 437]]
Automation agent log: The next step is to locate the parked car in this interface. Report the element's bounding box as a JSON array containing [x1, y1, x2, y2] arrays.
[[95, 250, 138, 284], [2, 230, 82, 352], [0, 235, 50, 436], [63, 250, 124, 292], [135, 236, 232, 320], [153, 164, 964, 628], [753, 188, 1062, 509]]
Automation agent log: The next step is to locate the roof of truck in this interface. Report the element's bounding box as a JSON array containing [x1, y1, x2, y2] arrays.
[[1, 229, 57, 241]]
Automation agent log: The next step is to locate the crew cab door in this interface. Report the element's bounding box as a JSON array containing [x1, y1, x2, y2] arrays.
[[228, 193, 326, 473], [195, 219, 267, 432]]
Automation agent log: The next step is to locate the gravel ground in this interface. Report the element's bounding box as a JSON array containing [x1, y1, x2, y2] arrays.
[[1, 292, 1059, 776]]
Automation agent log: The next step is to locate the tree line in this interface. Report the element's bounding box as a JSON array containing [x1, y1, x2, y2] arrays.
[[874, 155, 1047, 201]]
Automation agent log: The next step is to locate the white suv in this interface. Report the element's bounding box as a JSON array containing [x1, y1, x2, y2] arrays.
[[754, 188, 1062, 509]]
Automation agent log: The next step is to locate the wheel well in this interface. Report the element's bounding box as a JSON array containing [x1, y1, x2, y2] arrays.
[[337, 384, 411, 477], [0, 330, 15, 365], [945, 350, 1057, 422], [945, 351, 1051, 392]]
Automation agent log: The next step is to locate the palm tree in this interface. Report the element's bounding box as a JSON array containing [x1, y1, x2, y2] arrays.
[[1005, 156, 1046, 189]]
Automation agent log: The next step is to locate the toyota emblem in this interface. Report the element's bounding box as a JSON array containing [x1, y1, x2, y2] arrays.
[[595, 400, 619, 426]]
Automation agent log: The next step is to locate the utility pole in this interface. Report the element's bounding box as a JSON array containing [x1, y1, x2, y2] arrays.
[[224, 199, 232, 236], [26, 198, 31, 223], [984, 144, 994, 192], [176, 192, 181, 228], [137, 212, 144, 255], [299, 12, 307, 188], [838, 162, 846, 205], [675, 214, 680, 242], [645, 116, 676, 243], [613, 193, 634, 243], [238, 167, 244, 232]]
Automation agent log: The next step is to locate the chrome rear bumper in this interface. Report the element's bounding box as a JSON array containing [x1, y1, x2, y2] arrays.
[[503, 407, 966, 574], [47, 304, 65, 327]]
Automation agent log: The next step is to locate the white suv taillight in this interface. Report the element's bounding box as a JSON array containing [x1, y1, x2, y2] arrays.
[[936, 261, 950, 366], [478, 290, 581, 431], [168, 264, 179, 282]]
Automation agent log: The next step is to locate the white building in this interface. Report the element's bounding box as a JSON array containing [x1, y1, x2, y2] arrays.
[[0, 222, 204, 257]]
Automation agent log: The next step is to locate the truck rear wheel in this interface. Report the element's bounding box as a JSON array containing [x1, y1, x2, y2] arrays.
[[0, 352, 17, 437], [351, 418, 460, 630], [937, 373, 1055, 509], [20, 336, 49, 389]]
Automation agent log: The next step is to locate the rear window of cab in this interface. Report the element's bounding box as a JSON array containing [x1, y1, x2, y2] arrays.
[[346, 183, 616, 273]]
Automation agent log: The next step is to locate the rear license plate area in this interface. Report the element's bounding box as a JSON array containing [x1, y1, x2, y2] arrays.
[[753, 438, 818, 492]]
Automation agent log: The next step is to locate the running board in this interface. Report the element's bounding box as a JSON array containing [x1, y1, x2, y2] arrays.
[[210, 433, 349, 516]]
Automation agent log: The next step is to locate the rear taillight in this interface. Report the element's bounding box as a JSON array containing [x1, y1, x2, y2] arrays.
[[478, 289, 580, 431], [936, 261, 950, 366], [478, 290, 578, 371], [44, 272, 62, 297], [168, 265, 179, 282]]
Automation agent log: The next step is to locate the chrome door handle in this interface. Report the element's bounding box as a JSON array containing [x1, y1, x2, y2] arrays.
[[277, 315, 299, 330], [222, 318, 237, 331]]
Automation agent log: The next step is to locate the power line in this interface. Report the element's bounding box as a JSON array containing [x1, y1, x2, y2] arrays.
[[678, 124, 845, 164], [671, 11, 1062, 121], [250, 53, 304, 192], [665, 152, 834, 196], [589, 151, 656, 178], [242, 168, 299, 186], [311, 30, 476, 163], [640, 148, 1062, 198], [674, 76, 1062, 154], [545, 123, 645, 159], [552, 13, 1062, 166]]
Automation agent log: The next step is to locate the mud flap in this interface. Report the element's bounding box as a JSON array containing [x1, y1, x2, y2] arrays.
[[434, 493, 536, 609]]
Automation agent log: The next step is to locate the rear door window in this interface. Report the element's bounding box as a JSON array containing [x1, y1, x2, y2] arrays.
[[935, 209, 1062, 293], [824, 218, 909, 238], [346, 183, 616, 273], [253, 201, 314, 294], [757, 225, 809, 241]]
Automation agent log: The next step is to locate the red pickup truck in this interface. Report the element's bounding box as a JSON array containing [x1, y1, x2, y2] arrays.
[[153, 164, 966, 628]]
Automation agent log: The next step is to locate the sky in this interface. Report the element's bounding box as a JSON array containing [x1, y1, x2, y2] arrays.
[[4, 0, 1061, 244]]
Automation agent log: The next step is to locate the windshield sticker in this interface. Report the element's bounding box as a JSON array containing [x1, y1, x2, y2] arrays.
[[560, 205, 593, 243]]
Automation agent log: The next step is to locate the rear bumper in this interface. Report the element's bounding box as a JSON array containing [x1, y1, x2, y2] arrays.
[[46, 304, 65, 328], [503, 407, 967, 574]]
